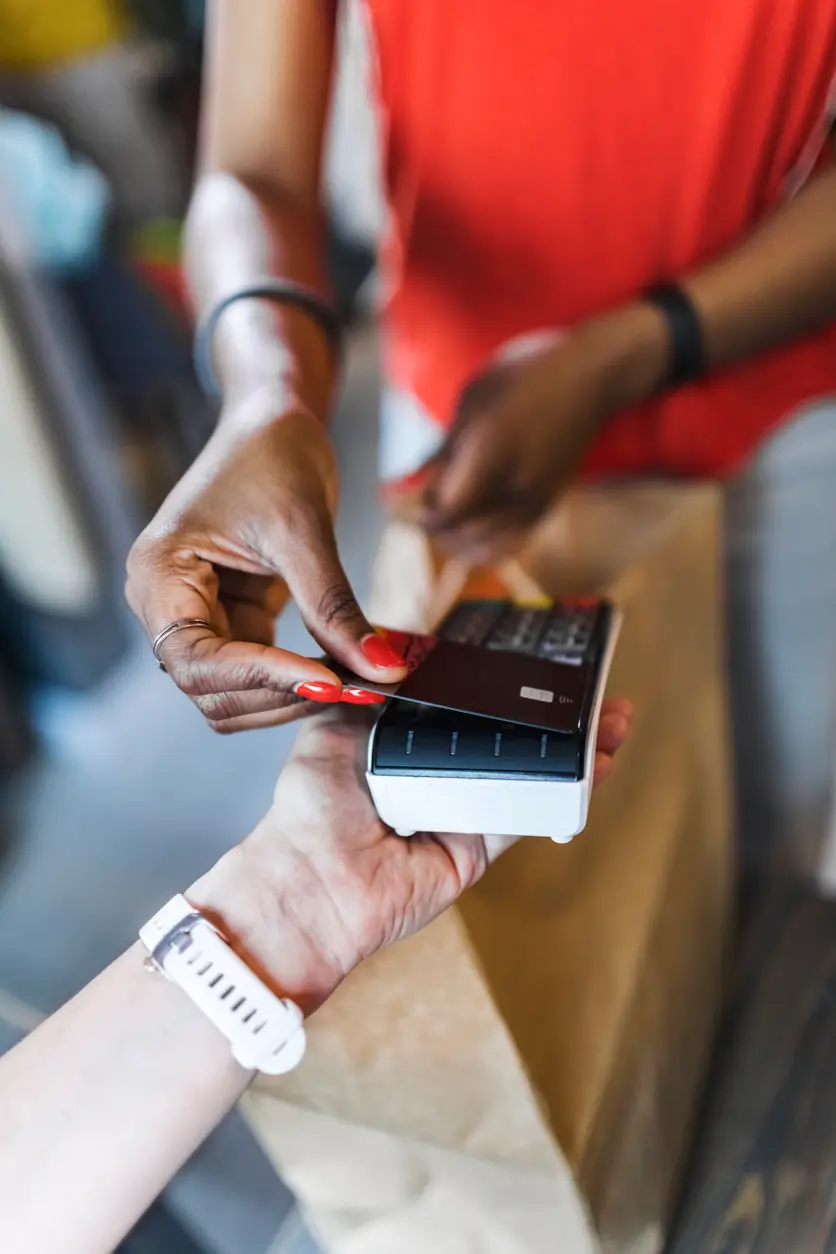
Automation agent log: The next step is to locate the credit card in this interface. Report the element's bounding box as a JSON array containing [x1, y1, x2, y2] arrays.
[[328, 626, 589, 735]]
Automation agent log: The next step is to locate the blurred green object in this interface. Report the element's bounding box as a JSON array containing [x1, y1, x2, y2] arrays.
[[130, 219, 189, 322], [132, 218, 182, 266]]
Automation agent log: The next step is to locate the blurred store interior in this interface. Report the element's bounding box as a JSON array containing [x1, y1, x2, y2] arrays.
[[0, 2, 383, 1250]]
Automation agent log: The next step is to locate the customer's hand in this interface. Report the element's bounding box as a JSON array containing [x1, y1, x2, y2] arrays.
[[191, 699, 632, 1012], [419, 305, 667, 563], [126, 387, 406, 733]]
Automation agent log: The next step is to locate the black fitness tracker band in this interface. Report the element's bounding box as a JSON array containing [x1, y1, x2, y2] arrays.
[[644, 282, 706, 388], [194, 281, 342, 402]]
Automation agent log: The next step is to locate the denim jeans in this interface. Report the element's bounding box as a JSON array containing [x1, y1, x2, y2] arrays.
[[725, 401, 836, 875]]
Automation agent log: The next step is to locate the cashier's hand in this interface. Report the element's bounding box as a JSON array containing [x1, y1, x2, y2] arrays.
[[418, 306, 668, 563], [191, 701, 632, 1013], [125, 394, 407, 734]]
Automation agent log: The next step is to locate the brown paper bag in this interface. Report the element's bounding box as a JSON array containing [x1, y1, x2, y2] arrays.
[[243, 484, 733, 1254]]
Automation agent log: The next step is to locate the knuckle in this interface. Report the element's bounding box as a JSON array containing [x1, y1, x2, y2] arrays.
[[125, 531, 161, 581], [174, 662, 205, 699], [197, 692, 244, 722], [467, 842, 489, 885], [124, 536, 146, 577], [174, 641, 227, 698], [316, 580, 364, 633], [124, 574, 140, 617], [453, 847, 487, 894], [176, 651, 227, 699], [225, 658, 277, 692], [128, 529, 206, 583]]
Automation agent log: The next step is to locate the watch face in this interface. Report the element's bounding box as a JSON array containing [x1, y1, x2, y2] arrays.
[[329, 627, 590, 735]]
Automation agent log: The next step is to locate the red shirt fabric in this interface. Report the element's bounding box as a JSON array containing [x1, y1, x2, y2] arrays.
[[364, 0, 836, 478]]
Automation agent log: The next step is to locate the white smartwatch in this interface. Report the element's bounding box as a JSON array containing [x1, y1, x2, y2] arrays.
[[139, 894, 306, 1075]]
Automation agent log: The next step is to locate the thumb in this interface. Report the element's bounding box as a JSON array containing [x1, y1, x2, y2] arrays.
[[280, 510, 407, 682]]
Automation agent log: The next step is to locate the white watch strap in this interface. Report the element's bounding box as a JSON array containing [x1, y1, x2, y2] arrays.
[[139, 894, 306, 1075]]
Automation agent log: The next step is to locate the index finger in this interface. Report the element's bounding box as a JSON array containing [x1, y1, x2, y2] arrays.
[[126, 545, 343, 697], [157, 629, 343, 701]]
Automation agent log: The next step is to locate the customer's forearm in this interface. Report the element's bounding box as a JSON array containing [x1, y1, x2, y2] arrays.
[[503, 164, 836, 428], [185, 172, 336, 419], [0, 944, 251, 1254], [578, 163, 836, 416], [683, 162, 836, 370], [0, 839, 338, 1254]]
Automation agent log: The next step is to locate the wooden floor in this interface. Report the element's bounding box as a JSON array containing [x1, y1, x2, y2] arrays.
[[666, 881, 836, 1253]]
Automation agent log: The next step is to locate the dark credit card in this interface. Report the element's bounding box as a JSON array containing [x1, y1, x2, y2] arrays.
[[329, 627, 590, 735]]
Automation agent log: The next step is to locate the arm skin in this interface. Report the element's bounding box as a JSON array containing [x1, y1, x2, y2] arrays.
[[422, 161, 836, 553], [0, 704, 632, 1254], [185, 0, 338, 419], [125, 1, 410, 729], [685, 162, 836, 371]]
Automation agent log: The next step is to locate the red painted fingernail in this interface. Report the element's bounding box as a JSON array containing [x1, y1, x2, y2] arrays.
[[295, 681, 342, 703], [341, 687, 387, 705], [399, 468, 432, 490], [361, 633, 406, 669]]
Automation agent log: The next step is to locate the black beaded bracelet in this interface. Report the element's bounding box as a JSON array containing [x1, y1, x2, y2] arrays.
[[644, 282, 706, 389], [194, 281, 342, 402]]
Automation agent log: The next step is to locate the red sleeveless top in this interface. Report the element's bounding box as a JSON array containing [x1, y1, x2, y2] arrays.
[[364, 0, 836, 477]]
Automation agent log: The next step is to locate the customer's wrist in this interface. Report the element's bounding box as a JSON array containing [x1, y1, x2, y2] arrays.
[[579, 301, 671, 412], [212, 314, 335, 424], [187, 841, 353, 1017], [216, 373, 317, 432]]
